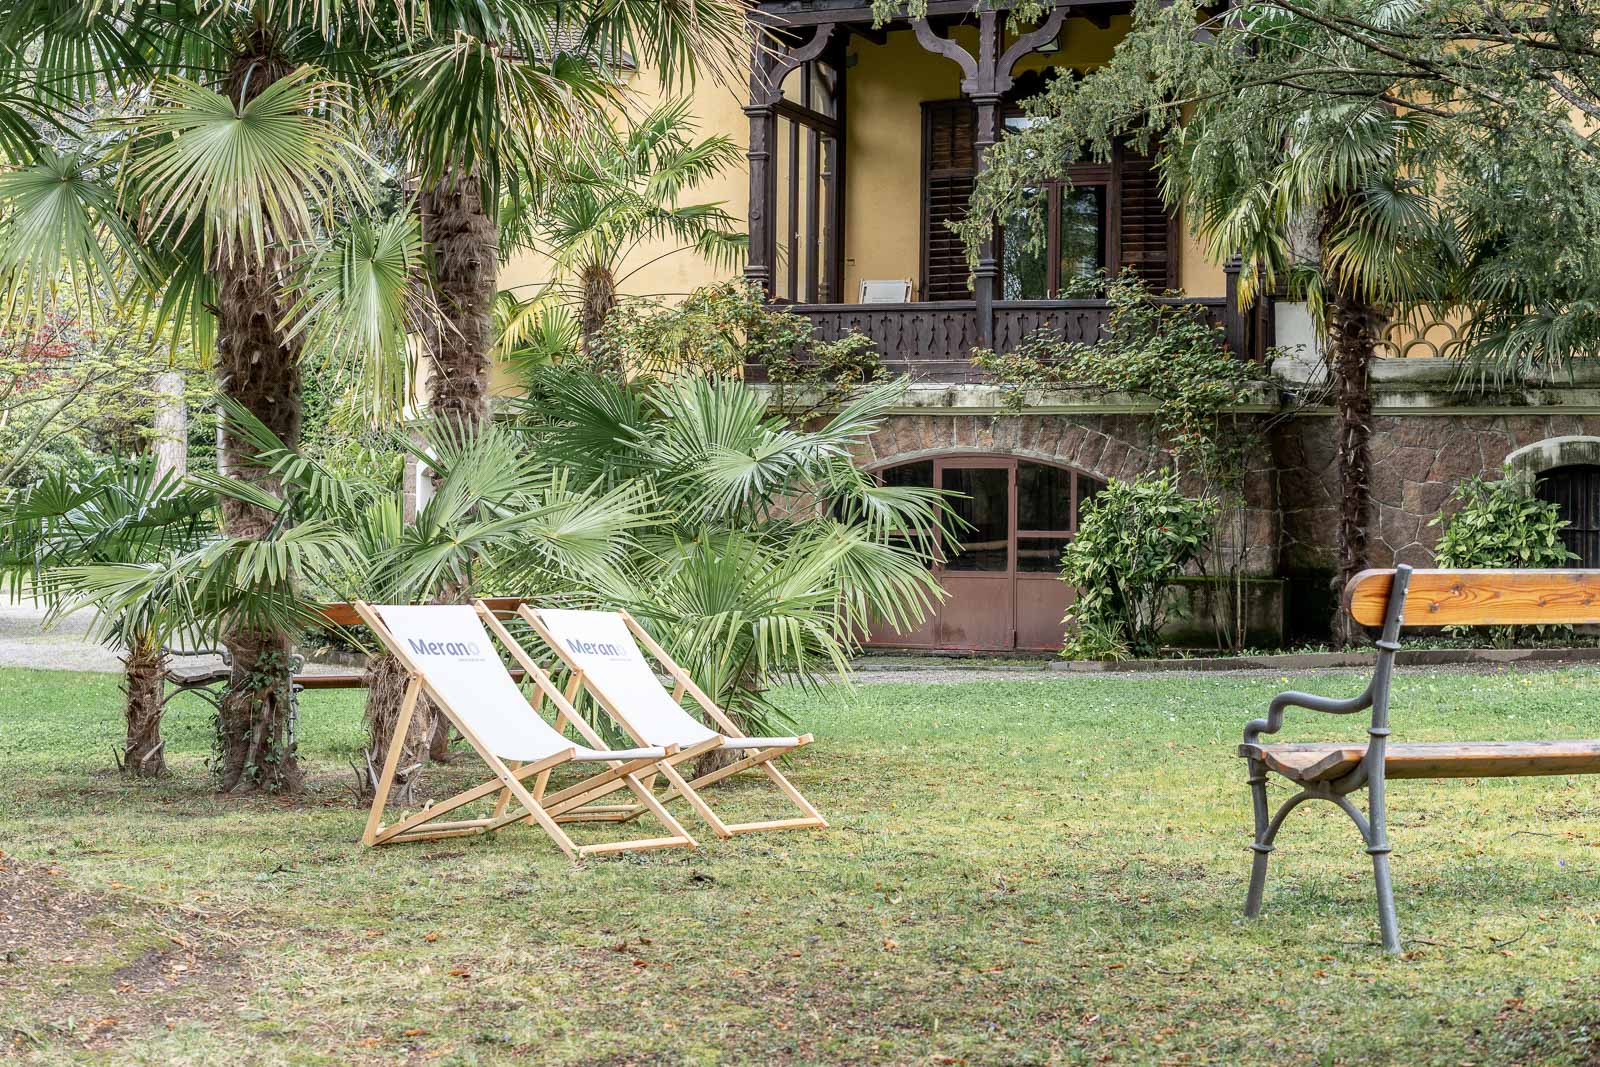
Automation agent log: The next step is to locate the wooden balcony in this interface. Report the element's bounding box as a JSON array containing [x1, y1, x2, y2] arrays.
[[745, 294, 1272, 384]]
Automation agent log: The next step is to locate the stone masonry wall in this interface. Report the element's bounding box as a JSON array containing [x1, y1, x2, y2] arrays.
[[1275, 411, 1600, 573]]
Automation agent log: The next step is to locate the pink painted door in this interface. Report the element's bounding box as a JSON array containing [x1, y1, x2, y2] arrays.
[[864, 454, 1101, 651], [934, 460, 1015, 650]]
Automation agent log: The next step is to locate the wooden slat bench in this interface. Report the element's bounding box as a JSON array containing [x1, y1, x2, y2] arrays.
[[1238, 565, 1600, 953]]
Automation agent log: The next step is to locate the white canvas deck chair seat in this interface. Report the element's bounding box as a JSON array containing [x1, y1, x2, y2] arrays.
[[353, 602, 698, 858], [518, 606, 827, 838]]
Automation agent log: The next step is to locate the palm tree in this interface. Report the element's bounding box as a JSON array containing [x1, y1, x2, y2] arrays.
[[378, 1, 750, 428], [0, 1, 419, 790], [1161, 99, 1441, 640], [505, 98, 747, 356], [0, 462, 213, 775], [513, 370, 952, 740], [212, 399, 653, 800], [0, 2, 750, 788], [48, 518, 364, 788]]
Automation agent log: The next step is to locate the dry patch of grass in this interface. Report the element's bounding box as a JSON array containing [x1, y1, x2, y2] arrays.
[[0, 853, 246, 1057]]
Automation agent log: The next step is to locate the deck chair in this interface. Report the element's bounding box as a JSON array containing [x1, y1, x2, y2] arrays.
[[515, 605, 827, 838], [352, 602, 698, 859]]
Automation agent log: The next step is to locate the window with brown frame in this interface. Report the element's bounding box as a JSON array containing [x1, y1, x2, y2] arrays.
[[920, 102, 1177, 301]]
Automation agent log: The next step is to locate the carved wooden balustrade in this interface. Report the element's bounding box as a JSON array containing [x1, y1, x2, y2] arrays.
[[744, 295, 1266, 384]]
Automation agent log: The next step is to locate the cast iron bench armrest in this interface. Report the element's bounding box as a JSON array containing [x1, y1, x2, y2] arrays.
[[1243, 686, 1377, 748]]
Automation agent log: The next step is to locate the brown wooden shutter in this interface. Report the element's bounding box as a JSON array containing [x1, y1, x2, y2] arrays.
[[921, 101, 976, 301], [1113, 144, 1178, 290]]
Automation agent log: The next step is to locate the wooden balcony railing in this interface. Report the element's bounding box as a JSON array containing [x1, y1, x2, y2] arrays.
[[745, 293, 1271, 384]]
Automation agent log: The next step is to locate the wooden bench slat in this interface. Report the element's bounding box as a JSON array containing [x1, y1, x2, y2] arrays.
[[1240, 739, 1600, 782], [169, 669, 527, 691], [314, 597, 528, 628], [1346, 568, 1600, 627]]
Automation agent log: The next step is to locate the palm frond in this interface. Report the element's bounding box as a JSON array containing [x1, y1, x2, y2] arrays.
[[121, 67, 371, 263], [282, 211, 434, 425]]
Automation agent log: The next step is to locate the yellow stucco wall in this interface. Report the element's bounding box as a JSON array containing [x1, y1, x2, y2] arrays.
[[495, 18, 1231, 383], [837, 17, 1221, 299]]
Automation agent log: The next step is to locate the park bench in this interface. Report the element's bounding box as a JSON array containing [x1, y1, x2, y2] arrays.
[[1238, 564, 1600, 953]]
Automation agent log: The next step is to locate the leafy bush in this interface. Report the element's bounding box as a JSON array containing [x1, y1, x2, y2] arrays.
[[1430, 471, 1573, 569], [1429, 471, 1574, 646], [588, 281, 880, 421], [1059, 474, 1217, 659], [590, 281, 811, 379]]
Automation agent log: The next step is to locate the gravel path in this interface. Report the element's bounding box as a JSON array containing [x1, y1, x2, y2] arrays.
[[1, 599, 1583, 686], [0, 598, 352, 677], [0, 598, 125, 672]]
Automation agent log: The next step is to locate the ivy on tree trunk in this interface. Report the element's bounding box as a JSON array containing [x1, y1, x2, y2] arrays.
[[213, 38, 306, 793]]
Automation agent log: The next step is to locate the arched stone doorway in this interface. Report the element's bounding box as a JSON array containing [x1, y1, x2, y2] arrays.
[[1507, 437, 1600, 567], [867, 453, 1106, 651]]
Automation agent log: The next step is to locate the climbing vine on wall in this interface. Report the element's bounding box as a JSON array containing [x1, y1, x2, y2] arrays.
[[973, 276, 1282, 652]]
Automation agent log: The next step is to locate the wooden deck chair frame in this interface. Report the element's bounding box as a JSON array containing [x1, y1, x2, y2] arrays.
[[352, 601, 698, 859], [515, 604, 827, 839]]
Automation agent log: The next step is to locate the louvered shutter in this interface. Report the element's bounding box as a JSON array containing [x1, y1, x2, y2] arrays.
[[922, 101, 976, 301], [1114, 144, 1177, 290]]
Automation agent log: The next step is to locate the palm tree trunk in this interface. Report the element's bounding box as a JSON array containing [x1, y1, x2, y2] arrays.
[[1324, 276, 1382, 646], [411, 167, 497, 764], [213, 38, 306, 794], [358, 652, 435, 801], [121, 642, 169, 778], [419, 167, 496, 431], [578, 261, 618, 364]]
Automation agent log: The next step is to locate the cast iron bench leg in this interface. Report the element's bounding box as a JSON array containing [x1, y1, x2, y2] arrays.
[[1244, 755, 1273, 917], [1366, 758, 1402, 954]]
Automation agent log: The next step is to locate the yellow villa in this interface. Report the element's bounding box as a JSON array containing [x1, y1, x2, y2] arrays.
[[498, 1, 1600, 653]]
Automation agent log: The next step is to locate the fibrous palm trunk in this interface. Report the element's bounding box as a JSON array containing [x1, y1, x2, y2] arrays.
[[408, 167, 498, 765], [358, 652, 433, 801], [213, 38, 305, 793], [578, 260, 618, 365], [419, 167, 496, 430], [121, 643, 169, 777], [1323, 270, 1382, 647]]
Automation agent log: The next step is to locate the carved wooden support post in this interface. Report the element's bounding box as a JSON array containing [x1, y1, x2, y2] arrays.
[[744, 33, 779, 294], [971, 89, 1000, 349], [969, 11, 1002, 348], [744, 22, 838, 298], [1223, 254, 1250, 357], [911, 5, 1067, 350]]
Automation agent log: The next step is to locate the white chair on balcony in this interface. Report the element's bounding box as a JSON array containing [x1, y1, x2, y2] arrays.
[[860, 279, 913, 303]]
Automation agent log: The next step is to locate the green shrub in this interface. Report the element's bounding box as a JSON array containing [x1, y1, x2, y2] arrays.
[[1060, 473, 1217, 659], [1431, 471, 1573, 569], [1429, 470, 1575, 646]]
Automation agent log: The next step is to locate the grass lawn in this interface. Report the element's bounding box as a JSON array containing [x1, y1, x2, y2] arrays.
[[5, 665, 1600, 1065]]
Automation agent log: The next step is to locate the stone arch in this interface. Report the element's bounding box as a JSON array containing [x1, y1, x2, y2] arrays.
[[852, 413, 1166, 487], [1504, 435, 1600, 478]]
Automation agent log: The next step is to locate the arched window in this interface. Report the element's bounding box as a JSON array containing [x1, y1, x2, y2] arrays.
[[1536, 465, 1600, 567]]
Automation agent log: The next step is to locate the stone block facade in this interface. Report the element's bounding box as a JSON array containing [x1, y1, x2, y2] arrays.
[[1277, 409, 1600, 574], [782, 363, 1600, 647]]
